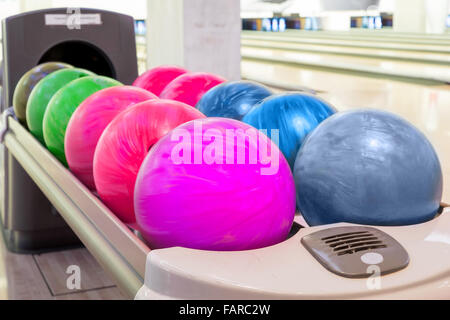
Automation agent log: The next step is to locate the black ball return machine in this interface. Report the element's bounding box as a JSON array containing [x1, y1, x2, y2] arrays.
[[0, 8, 138, 253]]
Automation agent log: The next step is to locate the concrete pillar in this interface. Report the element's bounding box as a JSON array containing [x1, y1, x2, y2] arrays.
[[424, 0, 449, 34], [146, 0, 241, 80], [394, 0, 449, 34]]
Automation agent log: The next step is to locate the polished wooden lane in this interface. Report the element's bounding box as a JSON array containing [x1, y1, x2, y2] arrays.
[[241, 46, 450, 83], [314, 29, 450, 40], [242, 39, 450, 65], [256, 30, 450, 45], [242, 33, 450, 54], [242, 59, 450, 203]]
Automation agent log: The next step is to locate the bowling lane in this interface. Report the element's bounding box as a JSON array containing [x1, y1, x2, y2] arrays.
[[242, 39, 450, 65], [260, 30, 450, 46], [242, 34, 450, 54], [241, 46, 450, 83], [242, 59, 450, 203], [316, 29, 450, 40]]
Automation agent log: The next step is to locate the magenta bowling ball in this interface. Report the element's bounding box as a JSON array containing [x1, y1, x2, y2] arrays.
[[132, 65, 188, 97], [134, 118, 296, 251], [159, 72, 226, 107], [65, 86, 157, 190]]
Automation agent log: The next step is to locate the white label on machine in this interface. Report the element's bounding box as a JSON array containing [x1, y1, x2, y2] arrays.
[[45, 13, 102, 27]]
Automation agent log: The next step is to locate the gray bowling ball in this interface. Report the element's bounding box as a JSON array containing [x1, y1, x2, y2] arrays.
[[294, 109, 443, 226]]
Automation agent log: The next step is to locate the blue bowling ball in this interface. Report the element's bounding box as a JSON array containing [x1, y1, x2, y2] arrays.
[[242, 92, 336, 168], [196, 81, 272, 120], [294, 109, 443, 226]]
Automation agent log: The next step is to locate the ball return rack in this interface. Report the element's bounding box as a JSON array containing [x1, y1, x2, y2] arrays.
[[1, 109, 449, 299], [1, 8, 449, 300]]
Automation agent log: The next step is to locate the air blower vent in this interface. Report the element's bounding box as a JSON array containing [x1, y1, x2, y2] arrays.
[[302, 226, 409, 278], [322, 230, 387, 256]]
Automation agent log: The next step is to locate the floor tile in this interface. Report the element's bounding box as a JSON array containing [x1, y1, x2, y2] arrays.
[[34, 248, 115, 295], [0, 240, 52, 300], [53, 286, 127, 300]]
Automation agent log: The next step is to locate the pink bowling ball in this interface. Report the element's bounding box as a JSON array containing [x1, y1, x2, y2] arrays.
[[93, 99, 206, 226], [159, 72, 226, 107], [132, 65, 188, 97], [134, 118, 296, 251], [65, 86, 157, 190]]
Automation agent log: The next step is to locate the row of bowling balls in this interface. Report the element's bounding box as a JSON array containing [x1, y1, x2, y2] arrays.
[[136, 67, 443, 230], [199, 79, 442, 228], [12, 63, 443, 252]]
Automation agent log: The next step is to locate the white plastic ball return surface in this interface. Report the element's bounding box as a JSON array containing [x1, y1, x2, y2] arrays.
[[136, 207, 450, 300]]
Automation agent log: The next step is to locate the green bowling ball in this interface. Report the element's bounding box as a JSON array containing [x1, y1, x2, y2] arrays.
[[13, 62, 73, 126], [43, 76, 122, 166], [26, 68, 95, 144]]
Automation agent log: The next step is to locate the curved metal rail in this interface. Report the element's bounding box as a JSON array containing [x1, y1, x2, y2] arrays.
[[3, 117, 150, 298]]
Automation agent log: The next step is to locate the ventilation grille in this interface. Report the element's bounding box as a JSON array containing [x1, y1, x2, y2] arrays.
[[322, 230, 387, 256], [301, 226, 410, 278]]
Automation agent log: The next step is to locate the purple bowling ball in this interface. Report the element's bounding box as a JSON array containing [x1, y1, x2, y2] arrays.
[[134, 118, 296, 251]]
